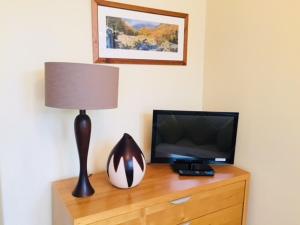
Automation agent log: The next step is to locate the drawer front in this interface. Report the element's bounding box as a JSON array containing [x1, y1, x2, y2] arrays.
[[145, 181, 245, 225], [90, 219, 141, 225], [181, 204, 243, 225], [89, 211, 143, 225]]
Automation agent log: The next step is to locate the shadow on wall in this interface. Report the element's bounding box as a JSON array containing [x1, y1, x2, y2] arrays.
[[142, 113, 153, 161]]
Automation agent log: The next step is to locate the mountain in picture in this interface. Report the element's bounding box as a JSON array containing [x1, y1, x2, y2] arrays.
[[106, 16, 178, 52]]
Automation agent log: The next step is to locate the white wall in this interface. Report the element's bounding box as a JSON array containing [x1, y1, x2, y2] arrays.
[[204, 1, 300, 225], [0, 174, 3, 225], [0, 0, 206, 224]]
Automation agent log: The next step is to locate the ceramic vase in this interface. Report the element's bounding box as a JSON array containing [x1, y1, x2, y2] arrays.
[[107, 133, 146, 188]]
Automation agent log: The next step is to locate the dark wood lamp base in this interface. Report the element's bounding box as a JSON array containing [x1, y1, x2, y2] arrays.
[[72, 110, 95, 197]]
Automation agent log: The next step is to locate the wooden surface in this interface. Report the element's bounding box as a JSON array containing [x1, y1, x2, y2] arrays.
[[53, 164, 250, 225], [89, 210, 143, 225], [145, 181, 245, 225], [91, 0, 189, 65], [190, 204, 243, 225]]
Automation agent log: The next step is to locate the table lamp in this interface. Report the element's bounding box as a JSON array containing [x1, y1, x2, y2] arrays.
[[45, 62, 119, 197]]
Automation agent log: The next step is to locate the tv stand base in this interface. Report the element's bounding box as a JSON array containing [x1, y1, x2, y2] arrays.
[[171, 161, 215, 176]]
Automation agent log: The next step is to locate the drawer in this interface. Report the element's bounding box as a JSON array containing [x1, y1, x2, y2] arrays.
[[180, 204, 243, 225], [145, 181, 245, 225], [89, 210, 143, 225]]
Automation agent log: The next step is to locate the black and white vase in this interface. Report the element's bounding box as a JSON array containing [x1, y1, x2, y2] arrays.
[[107, 133, 146, 189]]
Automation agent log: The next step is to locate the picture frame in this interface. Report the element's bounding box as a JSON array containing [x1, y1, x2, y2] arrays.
[[92, 0, 189, 65]]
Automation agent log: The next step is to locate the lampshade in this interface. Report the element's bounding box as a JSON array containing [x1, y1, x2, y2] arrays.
[[45, 62, 119, 110]]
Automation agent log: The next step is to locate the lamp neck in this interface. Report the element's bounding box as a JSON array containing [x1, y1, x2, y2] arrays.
[[79, 110, 86, 115]]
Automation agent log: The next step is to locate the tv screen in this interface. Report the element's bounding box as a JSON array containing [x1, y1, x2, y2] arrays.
[[151, 110, 239, 164]]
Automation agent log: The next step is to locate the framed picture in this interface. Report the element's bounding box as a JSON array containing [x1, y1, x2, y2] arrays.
[[92, 0, 189, 65]]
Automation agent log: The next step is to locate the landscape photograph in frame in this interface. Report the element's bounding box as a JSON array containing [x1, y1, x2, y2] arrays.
[[106, 16, 179, 53], [92, 0, 189, 65]]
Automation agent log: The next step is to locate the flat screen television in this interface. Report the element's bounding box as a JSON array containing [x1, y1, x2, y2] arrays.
[[151, 110, 239, 164]]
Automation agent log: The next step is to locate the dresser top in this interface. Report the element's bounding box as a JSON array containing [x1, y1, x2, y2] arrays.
[[52, 164, 249, 223]]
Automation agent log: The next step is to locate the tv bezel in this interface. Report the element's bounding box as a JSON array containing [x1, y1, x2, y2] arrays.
[[150, 110, 239, 164]]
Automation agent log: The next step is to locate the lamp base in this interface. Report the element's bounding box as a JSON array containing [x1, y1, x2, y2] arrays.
[[72, 110, 95, 198], [72, 173, 95, 197]]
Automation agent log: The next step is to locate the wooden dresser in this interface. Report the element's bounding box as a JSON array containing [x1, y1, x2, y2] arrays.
[[52, 165, 250, 225]]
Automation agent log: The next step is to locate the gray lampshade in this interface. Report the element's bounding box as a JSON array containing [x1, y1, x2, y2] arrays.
[[45, 62, 119, 110]]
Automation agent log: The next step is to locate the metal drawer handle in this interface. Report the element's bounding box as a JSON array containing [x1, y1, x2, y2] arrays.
[[181, 222, 191, 225], [170, 196, 191, 205]]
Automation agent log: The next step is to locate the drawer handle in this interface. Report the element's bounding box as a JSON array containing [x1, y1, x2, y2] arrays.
[[181, 222, 191, 225], [170, 196, 191, 205]]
